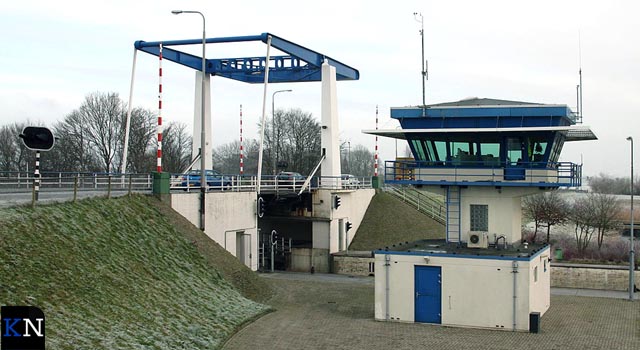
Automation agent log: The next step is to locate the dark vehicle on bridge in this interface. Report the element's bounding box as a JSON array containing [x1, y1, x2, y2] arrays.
[[181, 169, 231, 189], [276, 171, 305, 188]]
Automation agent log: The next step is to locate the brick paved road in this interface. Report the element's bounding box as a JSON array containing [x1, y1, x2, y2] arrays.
[[223, 273, 639, 350]]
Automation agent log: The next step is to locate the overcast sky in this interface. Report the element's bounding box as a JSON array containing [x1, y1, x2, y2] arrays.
[[1, 0, 638, 177]]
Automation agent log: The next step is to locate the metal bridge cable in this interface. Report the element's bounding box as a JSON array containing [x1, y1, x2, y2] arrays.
[[121, 48, 138, 175], [256, 35, 273, 195]]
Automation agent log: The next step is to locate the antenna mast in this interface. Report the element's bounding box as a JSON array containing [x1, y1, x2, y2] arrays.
[[414, 12, 427, 116], [577, 32, 583, 123]]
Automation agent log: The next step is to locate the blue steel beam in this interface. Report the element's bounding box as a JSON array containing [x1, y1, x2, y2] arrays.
[[136, 44, 211, 73], [264, 34, 359, 81], [133, 33, 359, 83]]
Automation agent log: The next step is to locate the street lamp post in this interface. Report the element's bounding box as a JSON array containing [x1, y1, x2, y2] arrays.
[[627, 136, 636, 300], [347, 141, 351, 174], [271, 89, 292, 175], [172, 9, 207, 231]]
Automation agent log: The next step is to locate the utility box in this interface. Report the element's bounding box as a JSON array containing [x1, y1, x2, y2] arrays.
[[371, 176, 381, 189], [152, 172, 171, 194], [529, 312, 541, 333]]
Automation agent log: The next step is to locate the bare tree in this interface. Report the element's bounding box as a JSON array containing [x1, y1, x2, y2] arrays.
[[522, 191, 569, 243], [344, 144, 376, 177], [282, 108, 321, 174], [124, 107, 156, 173], [589, 193, 622, 249], [523, 193, 546, 241], [570, 196, 596, 253], [49, 111, 98, 172], [213, 140, 241, 174], [0, 122, 41, 173], [0, 125, 20, 171], [212, 138, 261, 175], [540, 192, 570, 243], [161, 122, 192, 174], [263, 108, 320, 175], [589, 173, 640, 195], [76, 92, 125, 172]]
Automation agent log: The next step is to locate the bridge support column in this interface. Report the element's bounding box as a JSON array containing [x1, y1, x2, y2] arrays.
[[320, 60, 342, 187], [192, 71, 212, 171]]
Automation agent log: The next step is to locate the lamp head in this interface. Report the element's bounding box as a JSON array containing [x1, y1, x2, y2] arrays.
[[171, 10, 183, 14], [628, 136, 634, 141]]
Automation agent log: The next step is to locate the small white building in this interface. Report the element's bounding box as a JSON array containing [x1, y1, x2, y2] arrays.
[[365, 98, 595, 332], [374, 240, 550, 331]]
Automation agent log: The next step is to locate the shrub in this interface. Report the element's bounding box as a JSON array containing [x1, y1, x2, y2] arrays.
[[551, 233, 640, 265]]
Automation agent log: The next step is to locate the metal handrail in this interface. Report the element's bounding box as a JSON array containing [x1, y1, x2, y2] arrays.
[[384, 160, 582, 187], [383, 184, 446, 224]]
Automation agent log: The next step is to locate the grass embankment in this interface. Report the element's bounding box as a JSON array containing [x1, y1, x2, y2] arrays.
[[349, 190, 445, 251], [0, 195, 270, 349]]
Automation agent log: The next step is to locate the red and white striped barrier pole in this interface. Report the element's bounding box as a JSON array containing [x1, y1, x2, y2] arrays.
[[374, 105, 379, 177], [239, 104, 244, 175], [156, 43, 163, 173]]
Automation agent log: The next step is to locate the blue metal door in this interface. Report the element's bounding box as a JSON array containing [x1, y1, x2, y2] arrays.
[[414, 266, 442, 323]]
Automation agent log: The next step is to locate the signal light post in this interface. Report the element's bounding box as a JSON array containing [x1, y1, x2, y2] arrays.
[[19, 127, 55, 204]]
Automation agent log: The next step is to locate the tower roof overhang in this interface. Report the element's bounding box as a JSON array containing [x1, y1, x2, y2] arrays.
[[363, 125, 597, 141]]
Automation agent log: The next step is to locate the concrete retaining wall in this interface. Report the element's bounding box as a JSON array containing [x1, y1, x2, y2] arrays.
[[333, 256, 639, 291], [291, 248, 330, 273], [551, 263, 640, 291], [331, 253, 375, 276], [170, 191, 258, 271]]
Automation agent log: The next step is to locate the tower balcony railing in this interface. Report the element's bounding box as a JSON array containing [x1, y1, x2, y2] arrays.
[[384, 160, 582, 188]]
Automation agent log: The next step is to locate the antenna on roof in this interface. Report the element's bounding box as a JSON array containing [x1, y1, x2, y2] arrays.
[[576, 31, 583, 124], [414, 12, 427, 117]]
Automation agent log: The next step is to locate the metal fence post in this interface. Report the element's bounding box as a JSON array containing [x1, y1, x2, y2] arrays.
[[107, 175, 112, 199], [73, 176, 78, 203]]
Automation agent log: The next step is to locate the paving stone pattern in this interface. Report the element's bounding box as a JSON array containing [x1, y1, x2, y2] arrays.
[[223, 273, 640, 350]]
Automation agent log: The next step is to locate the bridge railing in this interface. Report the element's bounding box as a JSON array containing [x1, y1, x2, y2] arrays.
[[0, 171, 153, 191], [0, 171, 373, 193], [170, 174, 373, 192]]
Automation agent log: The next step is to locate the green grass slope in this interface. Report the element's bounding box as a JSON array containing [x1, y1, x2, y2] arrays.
[[0, 195, 270, 349], [349, 190, 445, 250]]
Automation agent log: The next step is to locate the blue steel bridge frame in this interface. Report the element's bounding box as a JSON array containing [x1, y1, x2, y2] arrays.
[[134, 32, 359, 83]]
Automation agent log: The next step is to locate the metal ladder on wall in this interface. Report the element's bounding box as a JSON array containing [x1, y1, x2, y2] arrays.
[[446, 186, 461, 243]]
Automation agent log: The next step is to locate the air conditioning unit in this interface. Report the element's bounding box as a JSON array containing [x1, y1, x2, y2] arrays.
[[467, 231, 489, 248]]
